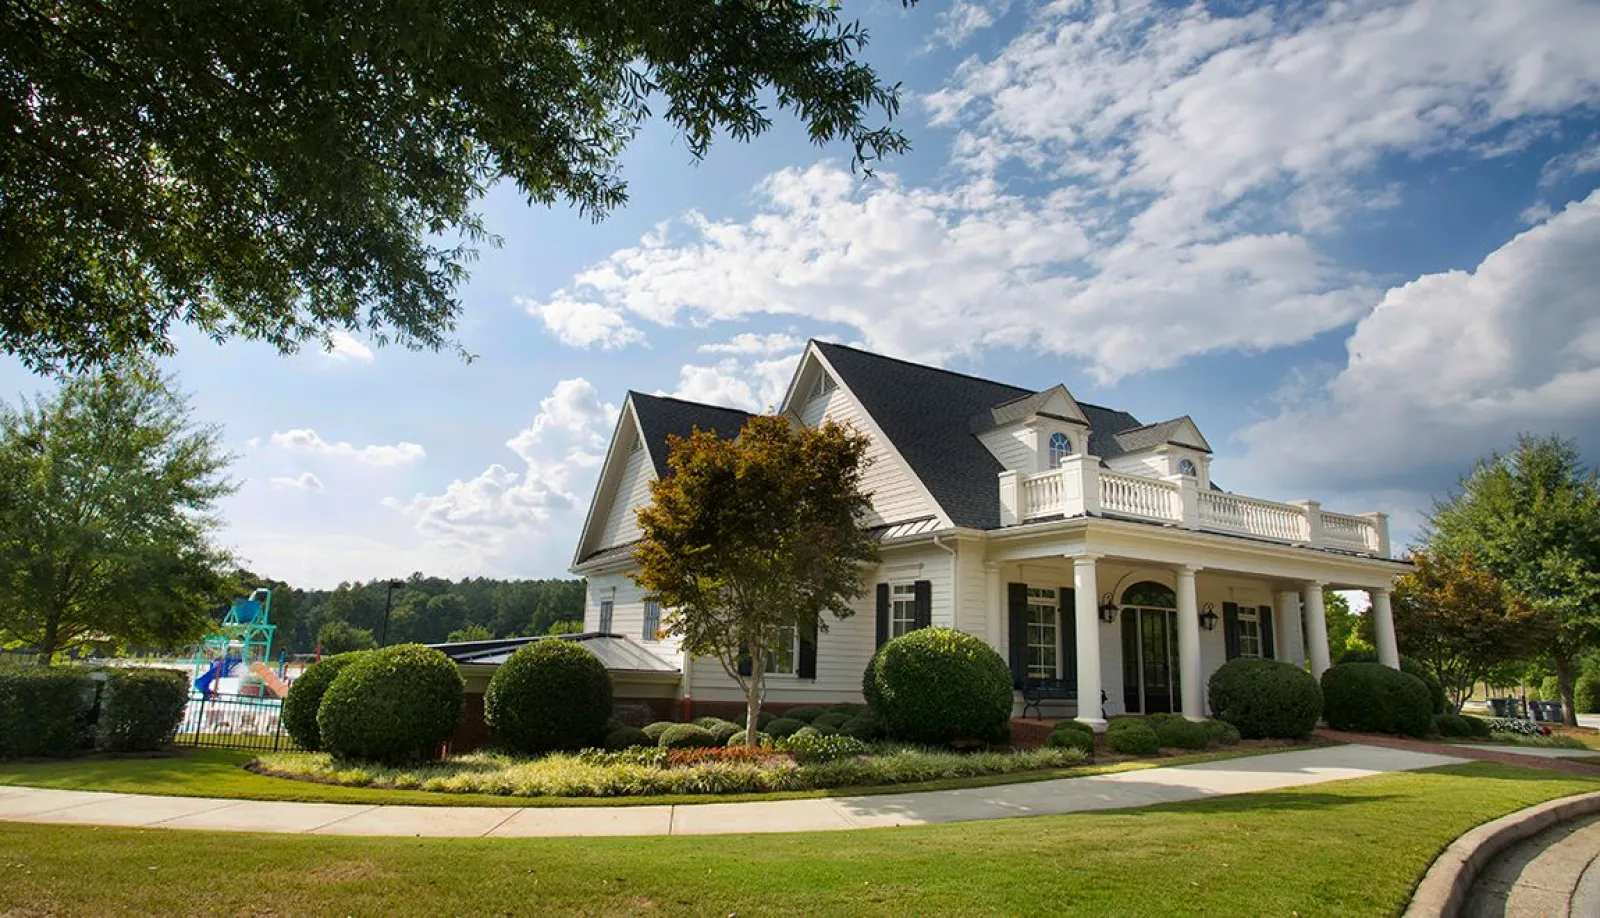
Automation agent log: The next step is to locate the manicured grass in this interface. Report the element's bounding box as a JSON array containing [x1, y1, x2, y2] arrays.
[[0, 745, 1297, 808], [1, 762, 1595, 916]]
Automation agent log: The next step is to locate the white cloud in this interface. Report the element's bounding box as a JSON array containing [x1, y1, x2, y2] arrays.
[[519, 295, 646, 350], [244, 437, 261, 450], [1539, 137, 1600, 188], [1237, 190, 1600, 501], [931, 0, 1010, 49], [697, 332, 805, 357], [269, 472, 324, 492], [270, 429, 426, 467], [505, 378, 620, 460], [665, 352, 803, 414], [323, 331, 375, 364]]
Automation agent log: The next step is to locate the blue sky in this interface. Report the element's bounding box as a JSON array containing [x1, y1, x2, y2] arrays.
[[4, 0, 1599, 588]]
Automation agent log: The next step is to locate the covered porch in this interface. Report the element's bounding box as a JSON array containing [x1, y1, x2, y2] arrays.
[[979, 519, 1409, 728]]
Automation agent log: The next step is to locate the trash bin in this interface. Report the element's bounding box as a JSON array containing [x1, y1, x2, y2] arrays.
[[1490, 697, 1514, 717], [1531, 701, 1565, 723]]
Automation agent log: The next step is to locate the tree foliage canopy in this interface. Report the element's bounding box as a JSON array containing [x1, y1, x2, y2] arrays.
[[633, 414, 876, 741], [2, 0, 915, 373], [0, 363, 237, 658]]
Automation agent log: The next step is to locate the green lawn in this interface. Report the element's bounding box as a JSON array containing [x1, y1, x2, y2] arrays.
[[1, 762, 1594, 916], [0, 746, 1291, 808]]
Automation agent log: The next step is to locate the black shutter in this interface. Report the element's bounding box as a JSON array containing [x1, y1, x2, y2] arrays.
[[798, 619, 818, 679], [1008, 583, 1028, 689], [913, 580, 932, 630], [875, 583, 890, 648], [1259, 605, 1276, 660], [1059, 588, 1077, 686], [737, 645, 752, 677], [1223, 602, 1240, 661]]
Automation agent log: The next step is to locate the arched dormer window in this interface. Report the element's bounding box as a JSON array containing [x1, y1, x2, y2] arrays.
[[1178, 458, 1197, 477], [1048, 432, 1072, 468]]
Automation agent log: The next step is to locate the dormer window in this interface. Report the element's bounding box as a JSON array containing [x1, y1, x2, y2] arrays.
[[1048, 432, 1073, 468], [1178, 458, 1197, 477]]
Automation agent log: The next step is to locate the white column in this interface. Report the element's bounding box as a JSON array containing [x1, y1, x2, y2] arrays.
[[1073, 556, 1105, 730], [1304, 582, 1332, 680], [1372, 587, 1399, 670], [1275, 590, 1306, 668], [1175, 566, 1204, 721], [984, 563, 1003, 651]]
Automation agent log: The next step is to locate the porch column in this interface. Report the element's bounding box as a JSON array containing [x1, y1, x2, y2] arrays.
[[1073, 556, 1105, 730], [1174, 566, 1204, 721], [1371, 587, 1399, 670], [1304, 582, 1332, 680], [1275, 590, 1306, 668], [984, 563, 1003, 650]]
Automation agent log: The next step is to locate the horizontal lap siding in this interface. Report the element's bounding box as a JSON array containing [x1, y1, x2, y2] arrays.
[[596, 445, 652, 549], [977, 426, 1036, 473], [586, 573, 682, 667], [955, 540, 990, 639], [1105, 453, 1167, 479], [798, 376, 934, 527]]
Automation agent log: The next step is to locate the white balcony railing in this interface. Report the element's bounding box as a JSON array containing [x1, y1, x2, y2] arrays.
[[999, 458, 1390, 558]]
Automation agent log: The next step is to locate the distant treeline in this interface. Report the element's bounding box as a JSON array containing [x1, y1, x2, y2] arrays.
[[232, 572, 586, 655]]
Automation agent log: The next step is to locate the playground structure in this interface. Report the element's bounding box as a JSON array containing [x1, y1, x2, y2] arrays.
[[188, 588, 291, 699]]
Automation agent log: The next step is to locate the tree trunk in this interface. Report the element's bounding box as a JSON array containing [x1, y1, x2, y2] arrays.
[[36, 618, 60, 665], [1554, 650, 1579, 727], [743, 666, 764, 746]]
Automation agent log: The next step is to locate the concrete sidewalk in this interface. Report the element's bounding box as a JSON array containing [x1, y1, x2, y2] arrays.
[[1445, 744, 1600, 761], [0, 744, 1463, 838], [1463, 813, 1600, 917]]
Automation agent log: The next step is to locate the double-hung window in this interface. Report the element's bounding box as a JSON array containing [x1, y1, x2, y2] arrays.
[[597, 600, 614, 633], [1025, 587, 1059, 680], [642, 601, 660, 642], [890, 583, 918, 638], [766, 625, 798, 675], [1236, 607, 1262, 658]]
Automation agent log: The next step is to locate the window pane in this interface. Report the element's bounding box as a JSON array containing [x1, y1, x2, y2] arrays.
[[767, 626, 797, 674], [1026, 598, 1057, 680]]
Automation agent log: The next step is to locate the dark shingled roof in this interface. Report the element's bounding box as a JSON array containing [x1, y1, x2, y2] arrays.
[[813, 342, 1147, 530], [428, 632, 679, 673], [1113, 416, 1212, 454], [629, 391, 752, 479]]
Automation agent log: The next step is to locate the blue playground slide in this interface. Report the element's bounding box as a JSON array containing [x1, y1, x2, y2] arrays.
[[194, 657, 238, 694]]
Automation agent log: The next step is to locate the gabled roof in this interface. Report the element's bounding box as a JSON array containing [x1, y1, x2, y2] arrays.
[[969, 384, 1089, 432], [1112, 415, 1213, 454], [427, 632, 679, 673], [630, 391, 751, 478], [812, 341, 1147, 529]]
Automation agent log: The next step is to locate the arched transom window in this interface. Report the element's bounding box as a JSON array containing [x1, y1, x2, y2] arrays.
[[1048, 432, 1073, 468], [1121, 581, 1176, 609], [1178, 458, 1197, 477]]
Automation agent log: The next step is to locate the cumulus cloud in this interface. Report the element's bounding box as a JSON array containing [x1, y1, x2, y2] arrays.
[[1236, 190, 1600, 499], [323, 331, 375, 364], [930, 0, 1010, 49], [697, 332, 805, 357], [268, 472, 324, 492], [270, 429, 426, 466], [519, 296, 646, 349], [505, 378, 620, 459]]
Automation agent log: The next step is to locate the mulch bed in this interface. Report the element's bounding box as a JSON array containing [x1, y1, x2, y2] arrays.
[[1315, 728, 1600, 776]]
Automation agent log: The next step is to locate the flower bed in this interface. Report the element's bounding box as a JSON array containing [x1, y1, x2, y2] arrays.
[[252, 743, 1088, 799]]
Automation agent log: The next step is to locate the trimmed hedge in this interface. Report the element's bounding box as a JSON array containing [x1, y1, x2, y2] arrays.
[[829, 703, 866, 717], [657, 723, 716, 749], [1576, 676, 1600, 715], [1106, 718, 1160, 756], [704, 719, 741, 745], [1046, 721, 1095, 756], [485, 640, 613, 754], [95, 667, 188, 753], [1433, 713, 1472, 738], [1321, 662, 1434, 738], [1460, 714, 1493, 738], [840, 712, 883, 741], [811, 711, 851, 731], [0, 665, 95, 759], [316, 644, 464, 763], [1338, 650, 1448, 714], [765, 717, 805, 739], [783, 705, 829, 724], [782, 731, 867, 764], [604, 725, 651, 750], [642, 721, 674, 743], [1207, 657, 1323, 739], [734, 710, 776, 730], [282, 652, 367, 752], [726, 731, 774, 747], [866, 627, 1013, 745], [1203, 719, 1241, 746], [1153, 716, 1209, 750]]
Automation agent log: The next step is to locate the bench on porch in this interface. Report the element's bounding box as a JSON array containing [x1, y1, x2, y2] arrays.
[[1020, 678, 1075, 719]]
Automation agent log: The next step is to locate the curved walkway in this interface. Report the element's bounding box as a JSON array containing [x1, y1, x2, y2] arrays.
[[0, 744, 1461, 838], [1463, 813, 1600, 917]]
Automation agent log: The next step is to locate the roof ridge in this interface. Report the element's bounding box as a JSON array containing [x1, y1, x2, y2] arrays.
[[628, 390, 753, 416], [813, 340, 1031, 396]]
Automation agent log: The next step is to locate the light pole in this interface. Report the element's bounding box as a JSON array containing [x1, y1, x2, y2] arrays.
[[379, 580, 404, 647]]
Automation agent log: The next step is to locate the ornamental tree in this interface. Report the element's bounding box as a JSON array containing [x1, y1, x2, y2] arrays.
[[1391, 552, 1553, 711], [633, 415, 876, 744], [1424, 435, 1600, 725], [2, 0, 916, 374], [0, 363, 237, 660]]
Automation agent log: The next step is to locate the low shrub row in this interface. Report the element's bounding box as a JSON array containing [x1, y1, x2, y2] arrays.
[[285, 645, 465, 763], [0, 664, 189, 759]]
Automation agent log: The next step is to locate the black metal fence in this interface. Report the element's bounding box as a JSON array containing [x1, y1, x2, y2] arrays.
[[175, 691, 301, 753]]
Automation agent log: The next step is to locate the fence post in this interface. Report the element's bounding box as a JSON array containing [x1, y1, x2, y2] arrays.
[[193, 693, 207, 747], [272, 710, 283, 753]]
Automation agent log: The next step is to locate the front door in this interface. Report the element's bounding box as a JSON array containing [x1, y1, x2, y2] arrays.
[[1121, 607, 1182, 714]]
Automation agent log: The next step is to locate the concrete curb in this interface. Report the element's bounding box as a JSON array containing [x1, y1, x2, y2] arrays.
[[1404, 789, 1600, 917]]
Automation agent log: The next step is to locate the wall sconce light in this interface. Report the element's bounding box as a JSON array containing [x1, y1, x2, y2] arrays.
[[1097, 593, 1119, 624], [1200, 603, 1219, 632]]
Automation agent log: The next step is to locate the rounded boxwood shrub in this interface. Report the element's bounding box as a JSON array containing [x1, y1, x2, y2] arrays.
[[1338, 650, 1447, 714], [1046, 721, 1095, 755], [316, 644, 464, 763], [783, 730, 868, 764], [866, 627, 1013, 745], [1460, 714, 1493, 738], [840, 711, 883, 741], [95, 667, 189, 753], [782, 705, 829, 724], [734, 710, 776, 730], [829, 702, 866, 717], [765, 717, 806, 739], [1321, 663, 1434, 738], [604, 724, 651, 750], [485, 640, 612, 754], [1208, 657, 1322, 739], [0, 665, 96, 759], [1433, 713, 1472, 738], [1106, 718, 1160, 756], [726, 731, 773, 747], [657, 723, 716, 749], [811, 711, 851, 731], [1203, 719, 1241, 746], [283, 652, 367, 752], [1576, 676, 1600, 715], [641, 721, 674, 743], [1153, 716, 1210, 750], [704, 720, 741, 745]]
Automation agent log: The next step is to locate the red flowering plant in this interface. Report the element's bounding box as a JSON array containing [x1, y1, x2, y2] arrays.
[[665, 745, 791, 767]]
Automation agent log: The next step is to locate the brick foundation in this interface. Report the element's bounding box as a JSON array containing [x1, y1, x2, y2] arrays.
[[445, 692, 680, 753]]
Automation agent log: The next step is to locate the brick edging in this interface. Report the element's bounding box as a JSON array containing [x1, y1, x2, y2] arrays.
[[1403, 790, 1600, 917]]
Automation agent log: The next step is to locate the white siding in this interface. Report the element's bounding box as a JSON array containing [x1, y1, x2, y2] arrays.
[[977, 425, 1038, 473], [798, 376, 934, 526], [955, 539, 989, 638], [1106, 451, 1167, 479], [596, 445, 653, 548], [585, 573, 683, 668]]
